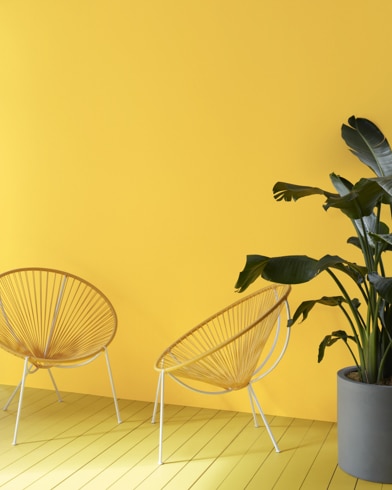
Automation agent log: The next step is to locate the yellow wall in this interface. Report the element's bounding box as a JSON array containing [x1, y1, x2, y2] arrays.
[[0, 0, 392, 422]]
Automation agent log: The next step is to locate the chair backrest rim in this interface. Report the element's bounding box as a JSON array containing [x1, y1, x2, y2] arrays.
[[0, 267, 118, 360], [0, 267, 116, 308], [155, 283, 291, 373]]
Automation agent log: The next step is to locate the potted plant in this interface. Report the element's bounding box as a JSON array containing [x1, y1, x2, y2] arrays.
[[235, 116, 392, 483]]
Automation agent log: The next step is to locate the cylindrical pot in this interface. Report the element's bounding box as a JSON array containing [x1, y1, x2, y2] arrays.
[[338, 366, 392, 483]]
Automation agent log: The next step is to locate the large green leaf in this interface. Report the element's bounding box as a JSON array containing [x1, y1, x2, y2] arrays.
[[318, 330, 357, 363], [235, 254, 366, 292], [290, 296, 358, 325], [341, 116, 392, 177], [330, 173, 353, 196], [273, 182, 336, 202], [368, 272, 392, 303], [323, 178, 384, 218], [317, 254, 366, 277], [235, 255, 319, 292], [371, 176, 392, 204], [273, 177, 392, 220], [234, 255, 272, 292], [368, 232, 392, 251]]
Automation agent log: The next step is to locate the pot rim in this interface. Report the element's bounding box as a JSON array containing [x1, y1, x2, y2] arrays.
[[338, 366, 392, 390]]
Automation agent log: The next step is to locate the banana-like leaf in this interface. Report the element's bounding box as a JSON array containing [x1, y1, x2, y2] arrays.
[[234, 255, 271, 292], [368, 272, 392, 303], [290, 296, 359, 325], [273, 182, 337, 202], [331, 174, 388, 250], [317, 255, 366, 283], [371, 176, 392, 205], [324, 178, 384, 218], [235, 255, 319, 292], [318, 330, 357, 363], [330, 173, 353, 196], [341, 116, 392, 177], [274, 177, 392, 220], [368, 232, 392, 251], [331, 174, 392, 207], [235, 254, 367, 292]]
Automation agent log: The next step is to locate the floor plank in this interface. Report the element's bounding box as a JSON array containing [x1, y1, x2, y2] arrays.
[[300, 423, 338, 489], [245, 417, 314, 489], [80, 405, 201, 489], [142, 411, 250, 489], [273, 420, 334, 489], [196, 414, 288, 490]]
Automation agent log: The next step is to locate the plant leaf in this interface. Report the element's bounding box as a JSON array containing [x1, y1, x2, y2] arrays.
[[273, 182, 336, 202], [371, 176, 392, 205], [368, 232, 392, 251], [235, 254, 366, 292], [291, 296, 360, 325], [341, 116, 392, 177], [290, 296, 345, 326], [318, 330, 356, 362], [234, 255, 271, 292], [368, 273, 392, 303], [323, 178, 384, 218], [235, 255, 320, 292], [330, 173, 353, 196], [317, 255, 367, 283]]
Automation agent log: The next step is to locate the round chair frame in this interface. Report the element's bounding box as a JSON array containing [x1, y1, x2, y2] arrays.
[[152, 284, 291, 464], [0, 267, 122, 444]]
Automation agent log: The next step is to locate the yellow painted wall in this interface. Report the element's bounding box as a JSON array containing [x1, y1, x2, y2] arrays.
[[0, 0, 392, 422]]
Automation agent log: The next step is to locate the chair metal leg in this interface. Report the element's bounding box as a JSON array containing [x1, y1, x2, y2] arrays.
[[104, 348, 122, 424], [48, 369, 63, 402], [151, 371, 165, 464], [3, 381, 23, 411], [151, 371, 162, 424], [247, 386, 260, 428], [158, 371, 165, 465], [5, 366, 62, 414], [248, 384, 280, 453], [3, 364, 36, 411], [12, 356, 30, 445]]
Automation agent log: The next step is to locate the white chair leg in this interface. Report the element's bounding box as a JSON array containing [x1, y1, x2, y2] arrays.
[[3, 381, 23, 411], [151, 372, 162, 424], [247, 385, 259, 428], [151, 371, 165, 464], [158, 371, 165, 465], [248, 383, 280, 453], [104, 348, 122, 424], [3, 364, 35, 411], [48, 369, 63, 402], [12, 356, 30, 445]]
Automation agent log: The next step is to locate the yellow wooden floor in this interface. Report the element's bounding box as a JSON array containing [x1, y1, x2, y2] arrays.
[[0, 385, 391, 489]]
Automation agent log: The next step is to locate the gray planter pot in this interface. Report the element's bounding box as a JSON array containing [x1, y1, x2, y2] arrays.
[[337, 366, 392, 483]]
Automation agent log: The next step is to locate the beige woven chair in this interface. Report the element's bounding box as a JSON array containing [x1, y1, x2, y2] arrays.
[[152, 284, 291, 464], [0, 267, 122, 444]]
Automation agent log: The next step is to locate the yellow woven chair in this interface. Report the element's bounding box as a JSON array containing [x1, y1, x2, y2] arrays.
[[152, 284, 291, 464], [0, 267, 122, 444]]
